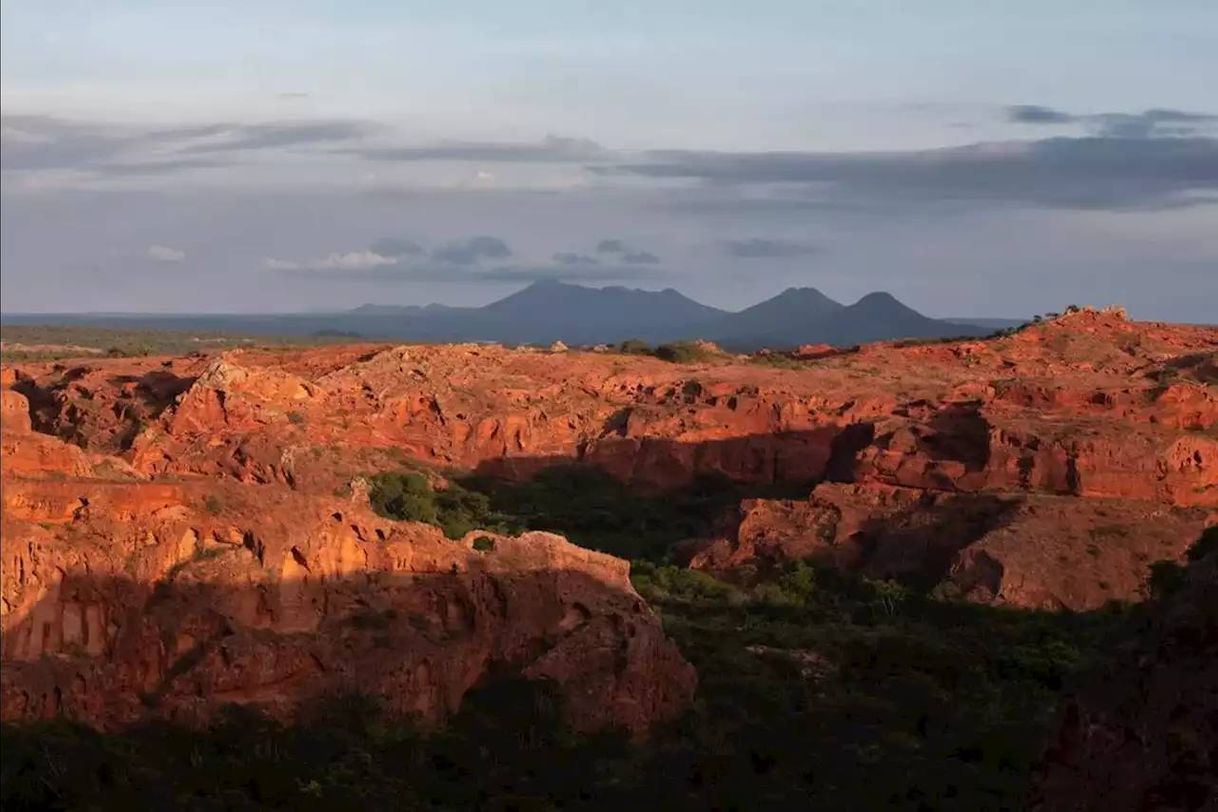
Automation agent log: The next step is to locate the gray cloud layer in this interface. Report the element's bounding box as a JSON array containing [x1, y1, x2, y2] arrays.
[[593, 239, 661, 263], [369, 237, 423, 258], [596, 239, 628, 253], [1006, 105, 1218, 139], [724, 238, 821, 258], [266, 233, 666, 285], [9, 111, 1215, 214], [604, 136, 1218, 210], [621, 250, 659, 264], [431, 235, 512, 265], [552, 252, 600, 266], [180, 120, 379, 153], [344, 135, 608, 163]]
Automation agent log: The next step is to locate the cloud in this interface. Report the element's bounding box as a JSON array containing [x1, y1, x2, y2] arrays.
[[267, 237, 511, 274], [596, 239, 628, 254], [343, 135, 608, 163], [1006, 105, 1218, 139], [90, 157, 222, 176], [723, 238, 821, 259], [431, 235, 512, 265], [268, 258, 661, 285], [604, 136, 1218, 210], [1, 116, 136, 171], [1091, 109, 1218, 139], [621, 250, 660, 265], [263, 249, 397, 272], [594, 239, 660, 264], [147, 244, 186, 263], [552, 252, 600, 266], [1007, 105, 1075, 124], [314, 251, 398, 270], [475, 264, 662, 283], [0, 115, 381, 177], [369, 237, 423, 258], [181, 120, 379, 153]]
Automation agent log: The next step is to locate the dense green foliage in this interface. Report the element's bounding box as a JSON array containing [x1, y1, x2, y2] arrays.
[[370, 465, 804, 560], [463, 466, 781, 560], [368, 471, 506, 540]]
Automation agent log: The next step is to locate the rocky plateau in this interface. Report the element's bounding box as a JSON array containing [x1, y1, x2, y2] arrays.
[[1, 308, 1215, 734]]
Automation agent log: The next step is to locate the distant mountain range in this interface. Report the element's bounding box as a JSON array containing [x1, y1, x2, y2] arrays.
[[2, 281, 1014, 350]]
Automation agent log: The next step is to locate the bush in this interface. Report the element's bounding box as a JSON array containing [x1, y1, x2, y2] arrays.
[[653, 341, 714, 364], [617, 338, 652, 355], [458, 466, 755, 561], [369, 472, 509, 539], [369, 472, 439, 526]]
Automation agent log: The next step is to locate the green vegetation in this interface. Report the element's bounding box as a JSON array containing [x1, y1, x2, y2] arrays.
[[0, 561, 1136, 810], [652, 340, 717, 363], [368, 471, 507, 540], [0, 324, 364, 362], [370, 465, 804, 561], [615, 338, 720, 364], [748, 352, 812, 369], [462, 466, 757, 559], [617, 337, 653, 355]]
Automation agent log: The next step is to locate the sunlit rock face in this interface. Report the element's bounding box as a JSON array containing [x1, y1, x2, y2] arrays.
[[0, 477, 695, 734]]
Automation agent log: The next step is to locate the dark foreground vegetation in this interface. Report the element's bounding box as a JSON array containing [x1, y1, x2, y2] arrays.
[[3, 468, 1211, 811]]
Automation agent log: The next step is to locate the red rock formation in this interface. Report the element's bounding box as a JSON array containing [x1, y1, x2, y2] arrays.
[[2, 309, 1215, 650], [684, 482, 1211, 610], [0, 477, 694, 734]]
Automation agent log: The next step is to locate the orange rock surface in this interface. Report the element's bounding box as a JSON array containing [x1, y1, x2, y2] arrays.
[[2, 308, 1216, 728], [0, 474, 695, 733]]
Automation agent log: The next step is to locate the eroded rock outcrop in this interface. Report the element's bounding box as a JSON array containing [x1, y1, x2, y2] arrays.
[[684, 482, 1211, 610], [3, 310, 1215, 619], [0, 478, 695, 734]]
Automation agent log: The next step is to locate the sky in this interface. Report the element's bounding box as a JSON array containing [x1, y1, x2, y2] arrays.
[[1, 1, 1216, 319]]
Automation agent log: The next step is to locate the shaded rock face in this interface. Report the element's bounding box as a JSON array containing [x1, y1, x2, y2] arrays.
[[1035, 544, 1218, 810], [0, 479, 694, 735], [686, 482, 1210, 610]]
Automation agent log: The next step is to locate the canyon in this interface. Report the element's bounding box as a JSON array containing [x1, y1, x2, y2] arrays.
[[1, 307, 1215, 741]]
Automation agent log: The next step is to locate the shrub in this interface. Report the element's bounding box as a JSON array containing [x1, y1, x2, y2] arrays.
[[369, 472, 440, 527], [203, 494, 223, 515], [617, 338, 652, 355], [369, 472, 508, 540], [652, 341, 713, 364]]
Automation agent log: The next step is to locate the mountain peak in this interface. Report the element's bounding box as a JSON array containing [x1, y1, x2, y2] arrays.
[[856, 291, 901, 305], [523, 278, 570, 289]]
